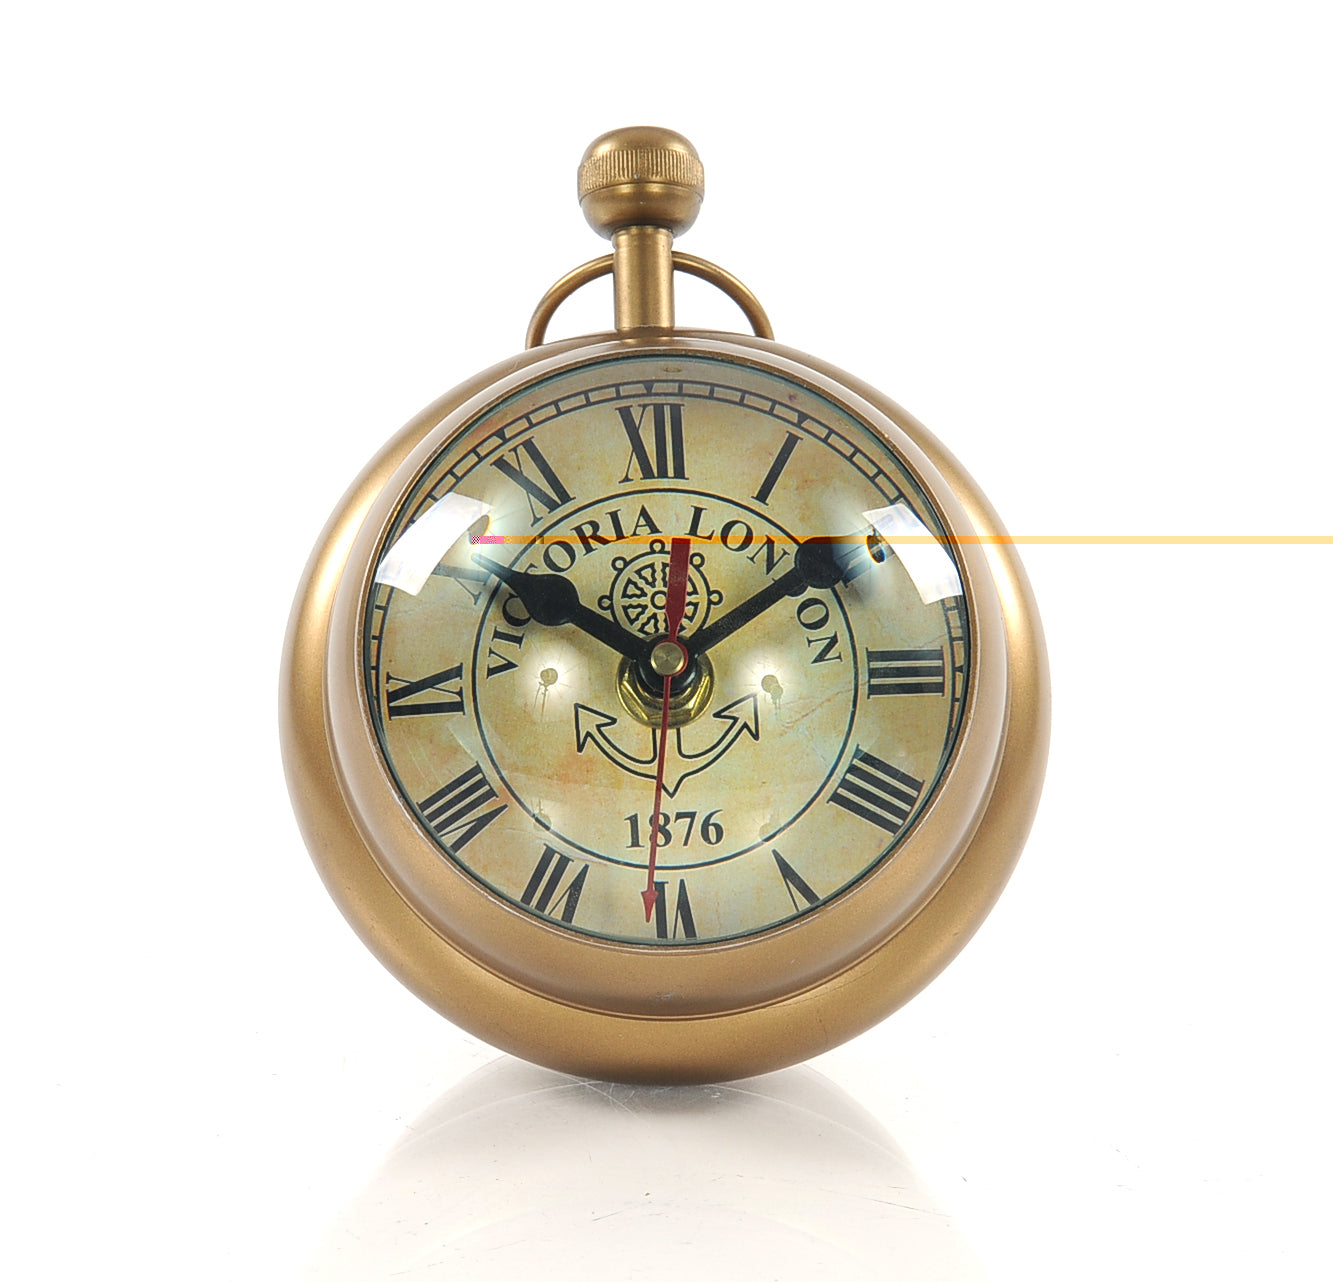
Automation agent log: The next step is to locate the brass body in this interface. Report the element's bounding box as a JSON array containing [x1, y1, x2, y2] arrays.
[[281, 331, 1049, 1083], [279, 129, 1050, 1083]]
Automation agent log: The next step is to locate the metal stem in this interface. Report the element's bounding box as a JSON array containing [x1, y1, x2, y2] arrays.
[[612, 226, 674, 331]]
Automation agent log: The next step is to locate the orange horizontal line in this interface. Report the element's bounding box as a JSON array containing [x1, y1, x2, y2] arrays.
[[469, 533, 1333, 547], [949, 535, 1333, 545]]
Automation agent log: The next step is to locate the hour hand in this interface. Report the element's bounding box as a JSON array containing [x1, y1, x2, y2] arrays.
[[472, 553, 641, 660], [687, 532, 884, 656]]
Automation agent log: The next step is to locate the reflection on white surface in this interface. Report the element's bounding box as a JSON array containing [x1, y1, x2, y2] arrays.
[[302, 1058, 985, 1281], [863, 503, 964, 604], [373, 493, 491, 595]]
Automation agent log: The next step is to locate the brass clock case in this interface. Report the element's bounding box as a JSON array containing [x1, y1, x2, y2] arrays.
[[281, 328, 1048, 1084], [283, 129, 1050, 1082]]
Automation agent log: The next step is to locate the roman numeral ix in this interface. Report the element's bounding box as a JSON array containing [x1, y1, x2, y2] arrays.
[[385, 663, 465, 718]]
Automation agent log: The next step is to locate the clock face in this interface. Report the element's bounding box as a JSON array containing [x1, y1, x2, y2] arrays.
[[363, 353, 970, 946]]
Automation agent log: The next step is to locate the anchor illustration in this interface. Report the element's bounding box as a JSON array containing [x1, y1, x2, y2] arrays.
[[573, 693, 760, 797]]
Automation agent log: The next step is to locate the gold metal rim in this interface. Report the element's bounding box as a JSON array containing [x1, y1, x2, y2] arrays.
[[525, 253, 775, 348]]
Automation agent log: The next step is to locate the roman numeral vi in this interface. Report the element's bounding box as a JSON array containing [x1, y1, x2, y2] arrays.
[[650, 878, 698, 939]]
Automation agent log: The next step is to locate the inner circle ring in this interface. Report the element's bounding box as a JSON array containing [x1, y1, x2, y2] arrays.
[[469, 487, 859, 872]]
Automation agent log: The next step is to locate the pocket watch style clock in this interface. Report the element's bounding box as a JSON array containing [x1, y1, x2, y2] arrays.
[[281, 127, 1049, 1084]]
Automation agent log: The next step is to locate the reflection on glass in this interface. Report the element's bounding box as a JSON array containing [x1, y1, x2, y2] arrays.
[[374, 493, 491, 595], [863, 503, 964, 604]]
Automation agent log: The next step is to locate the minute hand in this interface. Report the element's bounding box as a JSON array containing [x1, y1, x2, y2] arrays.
[[472, 554, 641, 660], [687, 537, 858, 657]]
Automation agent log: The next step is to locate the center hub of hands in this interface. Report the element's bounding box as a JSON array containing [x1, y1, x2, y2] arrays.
[[618, 643, 714, 728], [649, 638, 689, 678]]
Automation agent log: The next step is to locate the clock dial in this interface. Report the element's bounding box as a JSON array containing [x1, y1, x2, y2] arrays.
[[363, 353, 970, 945]]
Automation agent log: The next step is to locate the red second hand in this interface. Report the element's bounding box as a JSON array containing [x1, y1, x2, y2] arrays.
[[643, 537, 692, 922]]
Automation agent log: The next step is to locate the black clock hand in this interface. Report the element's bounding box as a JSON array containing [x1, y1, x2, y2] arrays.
[[472, 553, 642, 660], [687, 535, 877, 656], [686, 565, 804, 655]]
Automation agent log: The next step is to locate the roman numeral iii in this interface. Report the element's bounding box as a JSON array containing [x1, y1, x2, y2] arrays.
[[866, 647, 946, 696], [828, 747, 924, 835]]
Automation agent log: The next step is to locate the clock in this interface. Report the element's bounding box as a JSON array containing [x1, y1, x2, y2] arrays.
[[281, 127, 1049, 1084]]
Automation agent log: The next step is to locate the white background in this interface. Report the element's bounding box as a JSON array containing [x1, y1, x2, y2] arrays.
[[4, 3, 1330, 1279]]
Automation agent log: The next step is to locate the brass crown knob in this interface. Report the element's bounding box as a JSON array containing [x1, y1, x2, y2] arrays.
[[578, 126, 704, 240]]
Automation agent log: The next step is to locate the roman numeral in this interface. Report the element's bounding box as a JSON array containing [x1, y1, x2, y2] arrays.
[[772, 850, 821, 913], [617, 403, 687, 482], [431, 561, 491, 605], [418, 763, 506, 852], [866, 647, 946, 696], [752, 431, 801, 505], [520, 845, 589, 923], [490, 439, 574, 524], [385, 663, 465, 718], [828, 748, 924, 835], [651, 878, 698, 940]]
